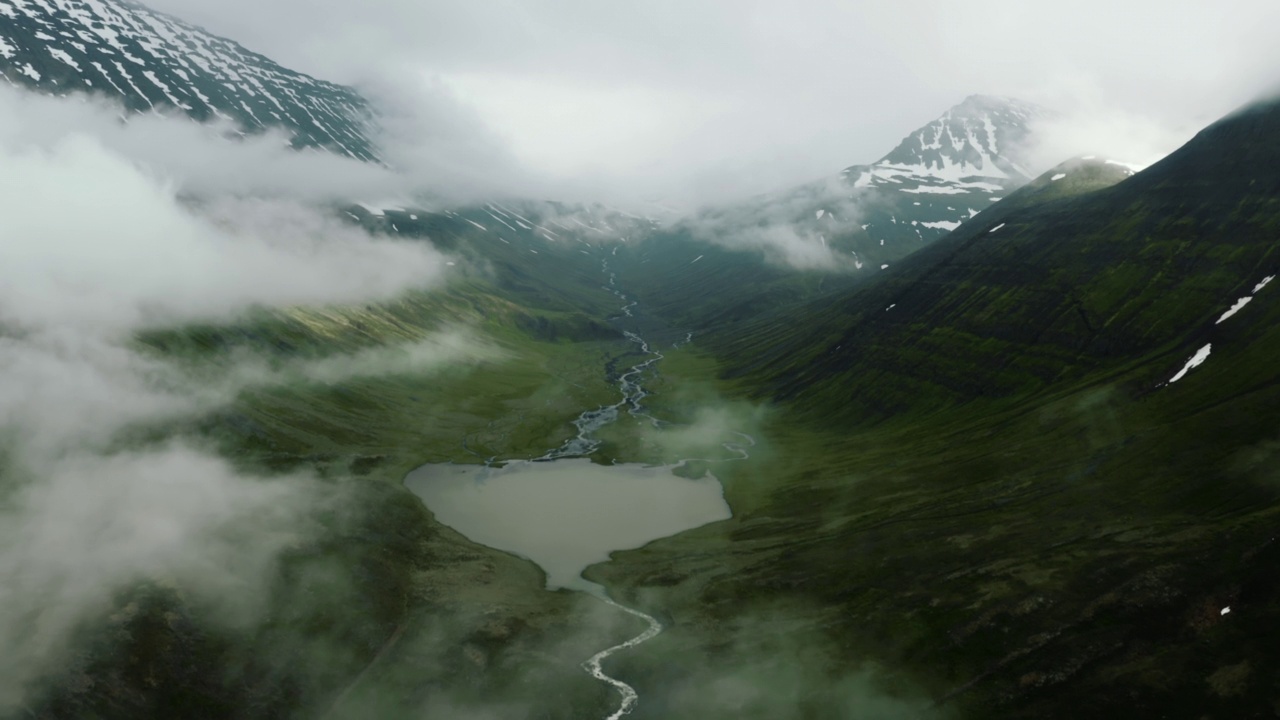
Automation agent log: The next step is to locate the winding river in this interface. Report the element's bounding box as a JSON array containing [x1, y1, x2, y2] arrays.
[[405, 256, 753, 719]]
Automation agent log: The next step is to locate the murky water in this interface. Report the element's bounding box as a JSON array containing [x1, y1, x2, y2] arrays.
[[403, 254, 747, 718], [403, 458, 730, 592]]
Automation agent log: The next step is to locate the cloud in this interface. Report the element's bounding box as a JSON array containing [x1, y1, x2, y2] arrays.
[[0, 82, 528, 206], [718, 224, 847, 271], [0, 84, 462, 710], [588, 593, 944, 719], [677, 175, 866, 270], [0, 106, 450, 332], [0, 85, 385, 200], [660, 660, 940, 719], [639, 404, 766, 463], [1017, 89, 1204, 174], [137, 0, 1280, 205], [359, 73, 534, 202], [195, 328, 501, 398], [0, 444, 321, 699]]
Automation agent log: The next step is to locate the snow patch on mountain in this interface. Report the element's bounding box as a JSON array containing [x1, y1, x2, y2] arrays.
[[1215, 296, 1252, 324], [1169, 344, 1212, 383], [619, 95, 1047, 273], [841, 95, 1043, 192], [0, 0, 376, 160]]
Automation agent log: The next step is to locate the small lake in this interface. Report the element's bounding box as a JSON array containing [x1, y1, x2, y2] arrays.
[[404, 458, 731, 592]]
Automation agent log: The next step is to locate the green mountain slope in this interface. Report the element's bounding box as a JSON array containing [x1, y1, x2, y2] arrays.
[[584, 99, 1280, 718], [592, 297, 1280, 718], [610, 96, 1047, 333], [713, 102, 1280, 425], [23, 269, 652, 719], [14, 189, 671, 718]]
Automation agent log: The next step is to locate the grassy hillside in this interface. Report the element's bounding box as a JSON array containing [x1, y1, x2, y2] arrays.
[[577, 101, 1280, 719], [589, 277, 1280, 717], [709, 105, 1280, 426], [22, 96, 1280, 720], [24, 254, 654, 719]]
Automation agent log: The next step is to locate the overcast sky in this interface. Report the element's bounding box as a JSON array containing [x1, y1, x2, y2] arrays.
[[142, 0, 1280, 204]]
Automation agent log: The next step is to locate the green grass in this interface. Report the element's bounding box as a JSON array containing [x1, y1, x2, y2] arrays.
[[585, 296, 1280, 719], [32, 273, 658, 719], [33, 101, 1280, 718]]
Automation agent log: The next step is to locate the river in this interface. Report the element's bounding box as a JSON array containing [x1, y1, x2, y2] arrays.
[[404, 257, 752, 718]]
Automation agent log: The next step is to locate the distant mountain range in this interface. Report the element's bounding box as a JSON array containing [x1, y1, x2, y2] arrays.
[[0, 0, 377, 159]]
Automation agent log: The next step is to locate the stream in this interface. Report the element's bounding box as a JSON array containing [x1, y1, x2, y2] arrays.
[[536, 260, 664, 461], [405, 256, 753, 719]]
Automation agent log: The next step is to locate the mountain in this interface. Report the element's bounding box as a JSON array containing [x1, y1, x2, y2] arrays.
[[12, 2, 1280, 718], [607, 95, 1047, 330], [0, 0, 670, 322], [0, 6, 658, 719], [0, 0, 377, 159], [828, 93, 1045, 257], [0, 0, 669, 320], [712, 99, 1280, 424], [343, 198, 667, 332], [590, 98, 1280, 719], [698, 95, 1045, 263], [845, 94, 1040, 189]]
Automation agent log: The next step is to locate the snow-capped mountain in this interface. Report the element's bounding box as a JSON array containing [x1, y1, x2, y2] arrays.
[[0, 0, 377, 160], [600, 96, 1052, 326], [833, 95, 1046, 259], [844, 94, 1040, 191], [681, 95, 1048, 271]]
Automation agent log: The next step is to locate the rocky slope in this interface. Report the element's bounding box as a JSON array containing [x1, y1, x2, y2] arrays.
[[0, 0, 377, 159]]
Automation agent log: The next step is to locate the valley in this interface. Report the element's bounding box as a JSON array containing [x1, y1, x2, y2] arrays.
[[13, 121, 1280, 718], [3, 2, 1280, 719], [399, 263, 742, 718]]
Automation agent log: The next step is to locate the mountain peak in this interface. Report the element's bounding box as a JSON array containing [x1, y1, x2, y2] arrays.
[[843, 94, 1046, 188]]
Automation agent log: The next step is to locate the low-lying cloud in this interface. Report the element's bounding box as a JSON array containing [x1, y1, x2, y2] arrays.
[[199, 328, 501, 397], [0, 445, 319, 681], [0, 142, 447, 332], [1020, 97, 1203, 174], [0, 85, 383, 200], [140, 0, 1280, 209], [677, 175, 867, 270], [0, 82, 529, 206], [0, 84, 463, 709]]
